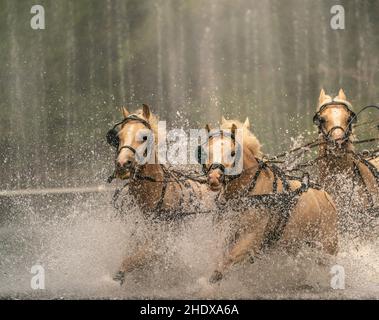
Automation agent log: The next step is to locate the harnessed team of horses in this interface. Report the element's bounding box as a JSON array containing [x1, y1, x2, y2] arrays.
[[105, 89, 379, 288]]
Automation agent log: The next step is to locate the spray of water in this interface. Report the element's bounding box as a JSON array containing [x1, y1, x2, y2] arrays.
[[1, 189, 378, 299]]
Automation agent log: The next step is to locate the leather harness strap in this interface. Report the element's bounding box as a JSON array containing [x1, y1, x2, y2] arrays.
[[116, 164, 206, 221], [109, 114, 209, 220], [220, 158, 314, 251], [154, 165, 170, 213]]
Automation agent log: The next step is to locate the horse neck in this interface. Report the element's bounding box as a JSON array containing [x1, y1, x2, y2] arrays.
[[129, 155, 165, 207], [140, 162, 164, 179], [225, 150, 274, 198], [318, 135, 355, 175]]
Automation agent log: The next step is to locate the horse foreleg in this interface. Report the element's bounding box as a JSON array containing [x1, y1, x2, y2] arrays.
[[113, 242, 153, 285], [209, 213, 268, 284], [314, 191, 339, 256], [209, 232, 257, 283], [279, 190, 338, 257]]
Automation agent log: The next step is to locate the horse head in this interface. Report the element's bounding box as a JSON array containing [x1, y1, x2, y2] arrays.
[[106, 104, 157, 179], [314, 88, 356, 151], [201, 117, 260, 191]]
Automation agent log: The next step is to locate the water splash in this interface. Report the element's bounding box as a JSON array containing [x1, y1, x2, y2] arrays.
[[0, 191, 378, 299]]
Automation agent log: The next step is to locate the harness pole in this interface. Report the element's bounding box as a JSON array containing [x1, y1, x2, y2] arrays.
[[0, 185, 114, 197]]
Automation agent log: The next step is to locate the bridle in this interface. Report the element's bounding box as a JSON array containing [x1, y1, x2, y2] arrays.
[[106, 114, 175, 216], [313, 98, 357, 146], [198, 130, 242, 183], [313, 101, 379, 216], [106, 114, 213, 219], [106, 114, 152, 152], [106, 114, 154, 182]]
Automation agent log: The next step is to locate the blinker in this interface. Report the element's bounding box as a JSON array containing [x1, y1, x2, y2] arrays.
[[106, 128, 120, 149]]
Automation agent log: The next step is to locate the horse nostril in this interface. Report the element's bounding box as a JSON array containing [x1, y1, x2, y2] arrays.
[[208, 175, 219, 183], [336, 140, 344, 147], [116, 160, 132, 169]]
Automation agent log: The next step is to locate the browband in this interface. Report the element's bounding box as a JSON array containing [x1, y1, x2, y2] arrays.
[[208, 130, 236, 141], [115, 114, 152, 130], [318, 98, 354, 113]]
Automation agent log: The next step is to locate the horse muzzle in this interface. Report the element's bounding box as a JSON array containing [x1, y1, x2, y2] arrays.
[[327, 136, 349, 152], [115, 160, 133, 179], [115, 169, 131, 180], [207, 168, 224, 191]]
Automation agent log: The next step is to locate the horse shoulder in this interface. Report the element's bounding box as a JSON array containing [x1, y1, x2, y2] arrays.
[[291, 185, 336, 227], [357, 161, 378, 196]]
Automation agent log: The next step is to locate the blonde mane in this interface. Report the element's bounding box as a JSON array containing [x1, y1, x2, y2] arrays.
[[220, 118, 262, 158]]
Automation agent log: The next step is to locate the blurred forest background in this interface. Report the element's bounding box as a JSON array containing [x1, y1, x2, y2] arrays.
[[0, 0, 378, 189]]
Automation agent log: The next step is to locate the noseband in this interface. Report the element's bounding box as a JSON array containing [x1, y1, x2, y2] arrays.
[[199, 130, 242, 183], [313, 99, 357, 145]]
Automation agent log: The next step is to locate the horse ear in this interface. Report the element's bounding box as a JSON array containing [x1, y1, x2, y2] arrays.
[[205, 124, 211, 133], [231, 123, 237, 136], [338, 88, 347, 101], [318, 88, 326, 106], [221, 116, 227, 124], [142, 104, 151, 119], [244, 117, 250, 128], [122, 107, 129, 118]]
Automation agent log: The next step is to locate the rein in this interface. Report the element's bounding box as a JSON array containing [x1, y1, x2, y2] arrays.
[[265, 139, 325, 163], [342, 151, 379, 217], [106, 114, 213, 219], [221, 158, 315, 208], [215, 156, 315, 255], [311, 102, 379, 184], [266, 103, 379, 169], [349, 150, 379, 185], [346, 104, 379, 131], [107, 113, 207, 184], [111, 164, 212, 220], [283, 144, 379, 216]]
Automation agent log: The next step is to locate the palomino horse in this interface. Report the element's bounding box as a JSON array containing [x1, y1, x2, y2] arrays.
[[200, 117, 338, 284], [314, 89, 379, 232], [106, 104, 216, 284]]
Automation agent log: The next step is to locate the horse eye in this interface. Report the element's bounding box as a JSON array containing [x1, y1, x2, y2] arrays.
[[231, 151, 236, 157], [143, 136, 147, 141]]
